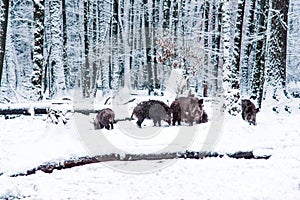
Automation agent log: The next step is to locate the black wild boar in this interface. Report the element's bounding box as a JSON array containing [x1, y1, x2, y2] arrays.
[[131, 100, 171, 128], [177, 96, 204, 126], [170, 98, 181, 126], [94, 108, 115, 130], [241, 99, 259, 125]]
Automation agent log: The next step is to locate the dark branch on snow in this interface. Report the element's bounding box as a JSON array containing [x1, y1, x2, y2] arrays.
[[5, 151, 271, 177]]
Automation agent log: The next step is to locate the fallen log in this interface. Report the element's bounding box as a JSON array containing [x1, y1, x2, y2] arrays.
[[114, 117, 133, 123], [73, 109, 98, 115], [0, 107, 48, 115], [8, 150, 271, 177], [0, 102, 72, 116], [179, 151, 271, 160], [10, 153, 177, 177]]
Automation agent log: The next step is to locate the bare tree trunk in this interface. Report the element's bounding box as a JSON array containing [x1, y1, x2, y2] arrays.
[[251, 0, 269, 108], [0, 0, 9, 88], [221, 0, 232, 91], [211, 1, 222, 96], [232, 0, 246, 89], [83, 0, 90, 97], [111, 0, 120, 92], [241, 0, 256, 96], [266, 0, 289, 100], [203, 0, 210, 87], [144, 2, 153, 94], [32, 0, 44, 100], [62, 0, 69, 90], [49, 0, 65, 98], [122, 0, 132, 90]]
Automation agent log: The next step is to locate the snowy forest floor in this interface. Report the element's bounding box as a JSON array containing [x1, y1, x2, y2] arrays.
[[0, 95, 299, 199]]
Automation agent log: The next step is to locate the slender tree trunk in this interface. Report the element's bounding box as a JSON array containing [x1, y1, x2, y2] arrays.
[[32, 0, 44, 100], [122, 0, 132, 89], [203, 0, 210, 87], [144, 2, 153, 94], [111, 0, 119, 92], [251, 0, 269, 108], [62, 0, 69, 90], [241, 0, 256, 96], [83, 0, 90, 97], [96, 0, 110, 96], [49, 0, 65, 98], [151, 0, 159, 89], [232, 0, 246, 89], [221, 0, 232, 91], [0, 0, 9, 88], [265, 0, 289, 100], [90, 1, 98, 97], [211, 1, 222, 96], [163, 0, 171, 31]]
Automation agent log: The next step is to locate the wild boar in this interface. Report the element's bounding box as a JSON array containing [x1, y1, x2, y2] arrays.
[[131, 100, 171, 128], [177, 96, 204, 126], [170, 98, 181, 126], [241, 99, 259, 125], [94, 108, 115, 130]]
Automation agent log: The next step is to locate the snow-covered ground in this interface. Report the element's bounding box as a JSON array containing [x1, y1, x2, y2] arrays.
[[0, 95, 299, 199]]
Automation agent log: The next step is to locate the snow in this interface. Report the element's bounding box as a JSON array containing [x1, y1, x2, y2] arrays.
[[0, 95, 300, 199]]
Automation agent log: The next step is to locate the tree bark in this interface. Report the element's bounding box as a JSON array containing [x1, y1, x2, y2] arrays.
[[32, 0, 45, 100], [232, 0, 246, 89], [221, 0, 232, 91], [211, 1, 222, 96], [8, 150, 271, 177], [83, 0, 90, 97], [49, 0, 65, 98], [251, 0, 269, 108], [241, 0, 256, 96], [0, 0, 9, 88], [62, 0, 69, 90], [266, 0, 289, 100]]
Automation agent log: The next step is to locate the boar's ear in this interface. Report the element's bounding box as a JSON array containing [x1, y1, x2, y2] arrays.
[[198, 99, 204, 105]]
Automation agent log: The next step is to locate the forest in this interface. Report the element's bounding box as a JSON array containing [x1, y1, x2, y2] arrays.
[[0, 0, 299, 110], [1, 1, 300, 198]]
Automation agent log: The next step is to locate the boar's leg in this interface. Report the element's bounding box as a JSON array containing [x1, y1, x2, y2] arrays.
[[100, 123, 104, 129], [110, 122, 114, 129], [201, 111, 208, 123], [158, 120, 162, 127], [172, 119, 176, 126], [187, 115, 194, 126], [153, 119, 157, 126], [152, 118, 162, 127], [136, 118, 144, 128], [172, 113, 181, 126], [242, 111, 245, 120], [94, 120, 99, 130], [173, 118, 181, 126]]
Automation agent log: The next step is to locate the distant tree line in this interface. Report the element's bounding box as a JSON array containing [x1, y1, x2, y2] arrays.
[[0, 0, 296, 111]]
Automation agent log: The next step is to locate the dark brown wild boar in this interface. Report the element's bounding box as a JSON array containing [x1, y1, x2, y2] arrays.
[[131, 100, 171, 128], [94, 108, 115, 130], [170, 98, 181, 126], [177, 96, 204, 126], [241, 99, 259, 125]]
